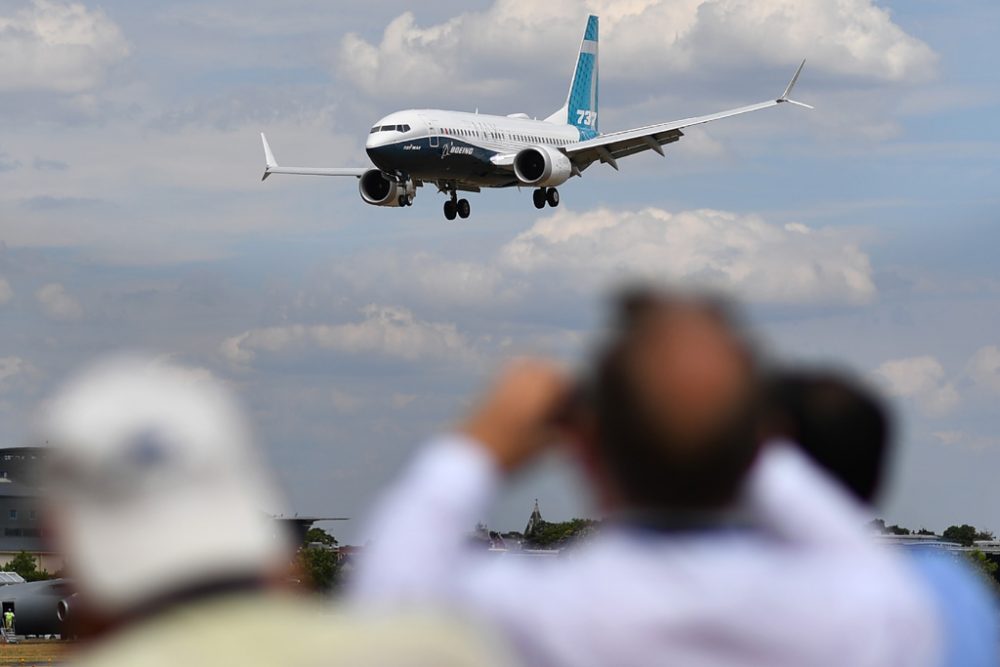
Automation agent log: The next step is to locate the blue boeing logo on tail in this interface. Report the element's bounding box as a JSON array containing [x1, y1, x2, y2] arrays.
[[566, 15, 599, 140]]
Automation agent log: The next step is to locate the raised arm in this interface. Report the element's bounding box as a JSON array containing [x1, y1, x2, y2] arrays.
[[350, 362, 571, 604]]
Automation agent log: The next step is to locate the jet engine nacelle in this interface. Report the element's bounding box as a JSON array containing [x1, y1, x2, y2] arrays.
[[358, 169, 416, 207], [513, 145, 572, 187]]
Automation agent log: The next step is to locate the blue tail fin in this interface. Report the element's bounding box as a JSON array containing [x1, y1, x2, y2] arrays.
[[545, 15, 599, 139]]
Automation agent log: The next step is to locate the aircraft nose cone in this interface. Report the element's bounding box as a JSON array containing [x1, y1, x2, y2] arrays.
[[366, 143, 393, 171]]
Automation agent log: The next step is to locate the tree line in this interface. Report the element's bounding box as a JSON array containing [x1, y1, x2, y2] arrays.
[[868, 519, 995, 547]]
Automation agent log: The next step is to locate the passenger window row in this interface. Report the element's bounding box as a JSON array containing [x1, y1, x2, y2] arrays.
[[369, 122, 571, 146], [440, 127, 570, 146]]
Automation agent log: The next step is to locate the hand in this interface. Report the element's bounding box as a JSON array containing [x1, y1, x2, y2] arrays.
[[460, 360, 571, 473]]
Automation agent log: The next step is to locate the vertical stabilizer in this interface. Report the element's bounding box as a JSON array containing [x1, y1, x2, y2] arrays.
[[544, 15, 599, 138]]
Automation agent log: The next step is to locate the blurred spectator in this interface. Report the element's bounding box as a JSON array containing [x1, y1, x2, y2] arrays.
[[352, 289, 941, 667], [756, 369, 998, 667], [759, 370, 890, 502], [41, 356, 512, 667]]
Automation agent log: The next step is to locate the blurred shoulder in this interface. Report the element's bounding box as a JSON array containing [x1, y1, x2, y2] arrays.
[[70, 592, 515, 667], [906, 549, 999, 666]]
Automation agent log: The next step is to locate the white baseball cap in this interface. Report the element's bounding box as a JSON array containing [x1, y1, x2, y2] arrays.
[[41, 355, 290, 614]]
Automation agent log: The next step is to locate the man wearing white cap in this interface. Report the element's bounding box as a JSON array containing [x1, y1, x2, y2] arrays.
[[41, 355, 512, 667]]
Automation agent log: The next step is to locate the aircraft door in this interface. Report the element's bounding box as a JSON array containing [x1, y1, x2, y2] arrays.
[[2, 601, 13, 633], [428, 121, 439, 148]]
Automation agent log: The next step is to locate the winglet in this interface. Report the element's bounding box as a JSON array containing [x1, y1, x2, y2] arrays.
[[261, 132, 277, 181], [777, 60, 814, 109]]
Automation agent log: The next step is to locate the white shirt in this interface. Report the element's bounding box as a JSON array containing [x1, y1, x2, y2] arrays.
[[744, 440, 877, 547], [351, 436, 941, 667]]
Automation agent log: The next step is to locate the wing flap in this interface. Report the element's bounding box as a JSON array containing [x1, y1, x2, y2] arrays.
[[568, 129, 684, 169]]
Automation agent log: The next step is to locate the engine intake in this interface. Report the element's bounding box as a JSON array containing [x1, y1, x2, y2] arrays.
[[513, 146, 572, 187], [358, 169, 415, 207], [57, 598, 69, 623]]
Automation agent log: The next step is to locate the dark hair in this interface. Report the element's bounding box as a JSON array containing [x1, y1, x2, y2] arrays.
[[590, 288, 760, 511], [762, 370, 891, 502]]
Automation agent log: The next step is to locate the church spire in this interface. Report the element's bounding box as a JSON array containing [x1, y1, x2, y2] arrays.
[[524, 498, 544, 537]]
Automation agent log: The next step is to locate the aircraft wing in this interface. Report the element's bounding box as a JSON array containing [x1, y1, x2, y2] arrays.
[[259, 133, 370, 181], [565, 60, 812, 171]]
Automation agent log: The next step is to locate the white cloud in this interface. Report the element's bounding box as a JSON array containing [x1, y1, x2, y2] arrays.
[[874, 345, 1000, 418], [873, 355, 959, 417], [338, 0, 937, 99], [967, 345, 1000, 394], [220, 204, 876, 374], [932, 431, 1000, 452], [35, 282, 83, 321], [336, 251, 518, 309], [0, 0, 130, 93], [0, 112, 363, 265], [220, 305, 477, 367], [499, 207, 875, 305], [0, 278, 12, 305], [391, 393, 417, 410], [330, 388, 364, 415], [932, 431, 963, 447], [0, 356, 40, 394]]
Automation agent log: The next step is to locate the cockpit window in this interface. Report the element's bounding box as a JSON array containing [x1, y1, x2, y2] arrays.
[[371, 124, 411, 133]]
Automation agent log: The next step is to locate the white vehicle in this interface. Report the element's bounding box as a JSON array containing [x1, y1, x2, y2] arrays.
[[260, 15, 811, 220]]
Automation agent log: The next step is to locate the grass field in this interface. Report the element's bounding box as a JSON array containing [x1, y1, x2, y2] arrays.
[[0, 640, 68, 665]]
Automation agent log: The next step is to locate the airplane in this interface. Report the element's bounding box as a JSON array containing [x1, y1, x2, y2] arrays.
[[259, 14, 812, 220], [0, 578, 73, 638]]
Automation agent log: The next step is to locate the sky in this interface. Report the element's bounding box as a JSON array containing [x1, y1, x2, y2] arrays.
[[0, 0, 998, 542]]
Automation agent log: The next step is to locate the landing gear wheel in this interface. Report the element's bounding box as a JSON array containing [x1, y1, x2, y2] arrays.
[[546, 188, 560, 207], [457, 198, 471, 219], [399, 195, 409, 207], [444, 200, 457, 220], [532, 188, 546, 209]]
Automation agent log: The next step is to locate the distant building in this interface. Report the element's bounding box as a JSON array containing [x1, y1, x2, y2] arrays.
[[0, 448, 61, 573], [0, 449, 348, 576], [875, 533, 1000, 555], [271, 516, 347, 546]]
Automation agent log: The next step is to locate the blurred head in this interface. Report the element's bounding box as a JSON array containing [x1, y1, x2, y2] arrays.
[[40, 356, 290, 617], [588, 288, 760, 512], [760, 370, 891, 503]]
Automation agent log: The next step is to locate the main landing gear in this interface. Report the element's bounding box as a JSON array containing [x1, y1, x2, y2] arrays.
[[533, 187, 560, 209], [443, 191, 471, 220]]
